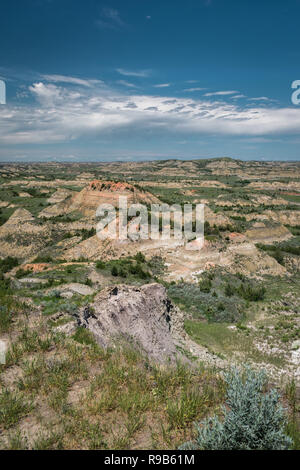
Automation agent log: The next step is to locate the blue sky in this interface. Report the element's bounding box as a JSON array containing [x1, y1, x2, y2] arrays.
[[0, 0, 300, 162]]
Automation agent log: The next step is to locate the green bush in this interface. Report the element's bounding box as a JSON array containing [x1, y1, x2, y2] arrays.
[[272, 249, 284, 265], [147, 256, 165, 275], [0, 257, 19, 273], [134, 252, 146, 263], [179, 367, 292, 450], [33, 255, 53, 263], [224, 279, 265, 302], [96, 260, 106, 270], [225, 282, 235, 297], [167, 281, 244, 323], [81, 228, 96, 241], [237, 282, 266, 301], [129, 263, 150, 279], [199, 278, 212, 293], [15, 269, 30, 279], [111, 266, 118, 277]]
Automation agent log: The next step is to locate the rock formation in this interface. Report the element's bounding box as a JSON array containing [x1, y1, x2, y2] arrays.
[[76, 283, 184, 361]]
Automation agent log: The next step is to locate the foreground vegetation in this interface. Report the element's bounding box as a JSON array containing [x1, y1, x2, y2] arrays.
[[0, 310, 298, 450], [0, 313, 227, 449]]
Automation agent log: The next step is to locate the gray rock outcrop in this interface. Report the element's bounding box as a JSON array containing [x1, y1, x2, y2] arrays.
[[77, 283, 184, 361]]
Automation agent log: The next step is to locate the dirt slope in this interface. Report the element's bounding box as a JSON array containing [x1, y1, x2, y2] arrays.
[[0, 209, 50, 259], [39, 180, 161, 218]]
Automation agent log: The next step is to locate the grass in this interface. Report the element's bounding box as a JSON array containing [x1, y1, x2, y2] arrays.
[[25, 263, 91, 289], [0, 187, 51, 217], [280, 194, 300, 203], [285, 379, 300, 450], [166, 387, 210, 429], [0, 389, 33, 429], [0, 279, 32, 334], [257, 238, 300, 264], [184, 320, 287, 368], [72, 327, 97, 346], [0, 313, 227, 449]]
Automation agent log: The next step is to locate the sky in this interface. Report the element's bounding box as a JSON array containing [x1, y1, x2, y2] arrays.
[[0, 0, 300, 162]]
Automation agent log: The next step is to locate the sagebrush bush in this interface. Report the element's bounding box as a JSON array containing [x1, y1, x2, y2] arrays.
[[179, 367, 293, 450]]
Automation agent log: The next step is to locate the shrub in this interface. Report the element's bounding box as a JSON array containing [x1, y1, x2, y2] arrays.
[[225, 283, 235, 297], [62, 232, 73, 240], [81, 228, 96, 241], [237, 282, 265, 301], [272, 249, 284, 265], [134, 252, 146, 263], [128, 262, 150, 280], [96, 260, 106, 270], [148, 256, 165, 275], [134, 263, 150, 280], [199, 278, 212, 293], [0, 257, 19, 273], [33, 255, 53, 263], [167, 281, 244, 323], [111, 266, 118, 277], [179, 367, 292, 450], [15, 269, 30, 279]]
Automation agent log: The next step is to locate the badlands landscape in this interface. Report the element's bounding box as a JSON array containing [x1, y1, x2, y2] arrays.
[[0, 157, 299, 449]]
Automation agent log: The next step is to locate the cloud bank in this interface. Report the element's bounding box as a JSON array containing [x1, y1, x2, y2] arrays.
[[1, 78, 300, 147]]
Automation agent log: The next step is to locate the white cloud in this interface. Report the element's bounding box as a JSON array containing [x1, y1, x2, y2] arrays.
[[204, 90, 238, 96], [42, 74, 103, 87], [117, 80, 138, 88], [29, 82, 62, 105], [184, 88, 206, 92], [232, 94, 247, 99], [248, 97, 276, 102], [116, 68, 151, 77], [1, 81, 300, 146], [153, 83, 170, 88]]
